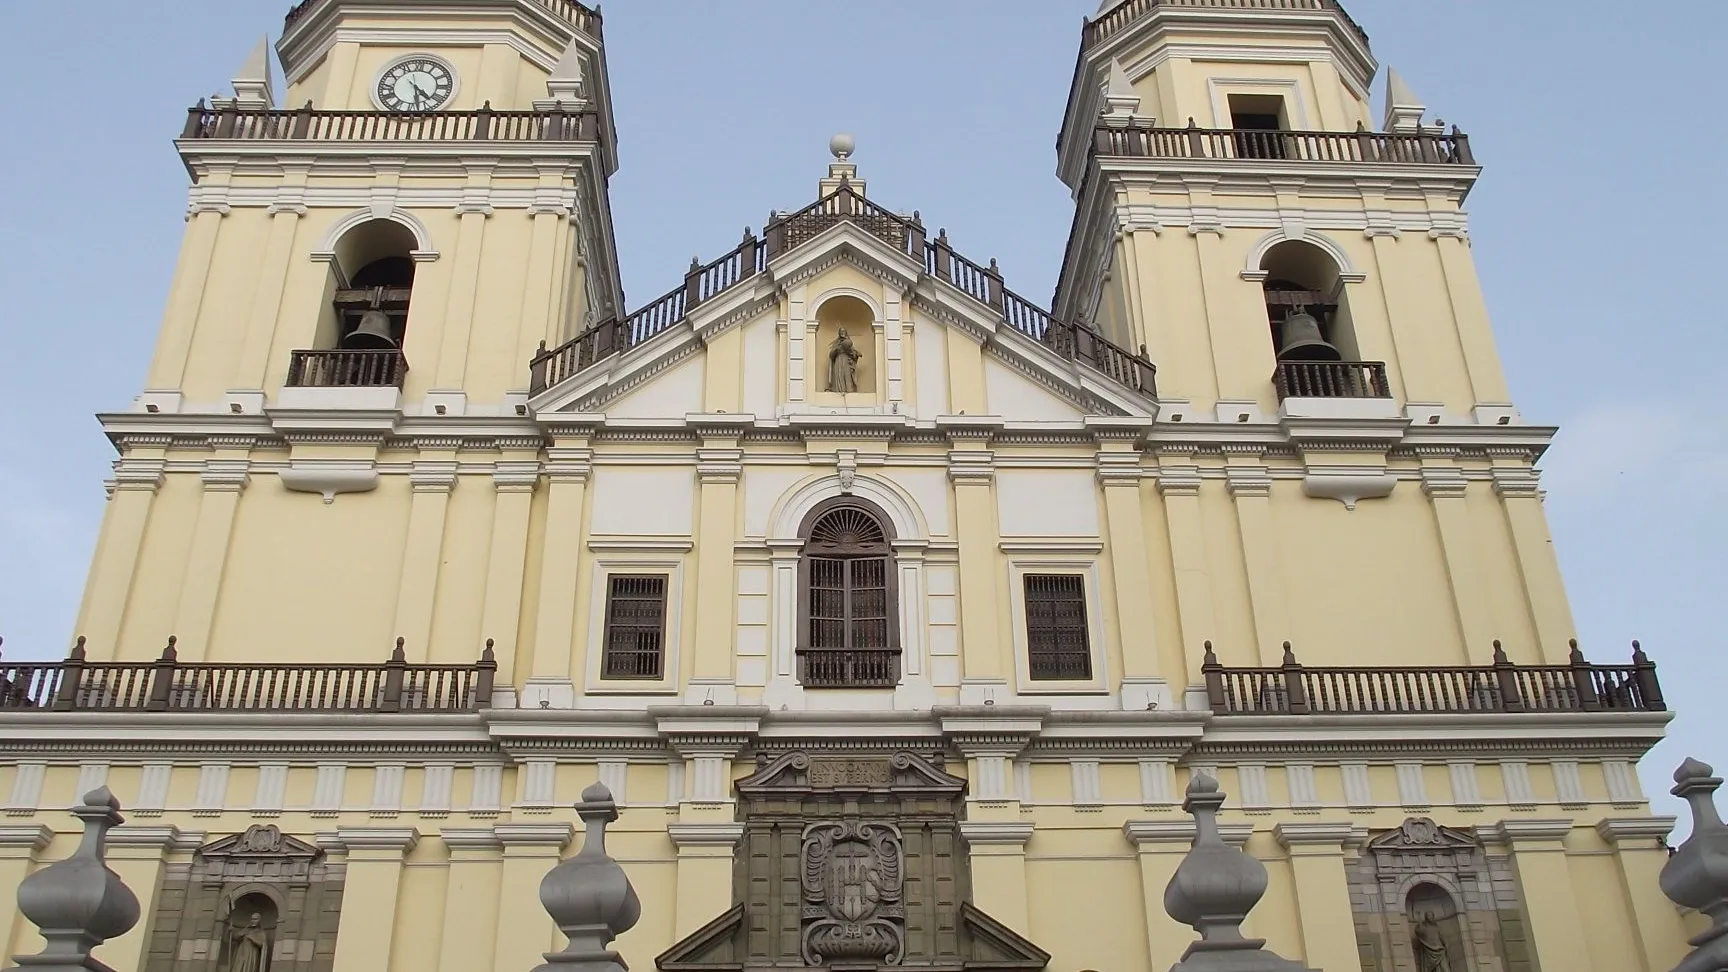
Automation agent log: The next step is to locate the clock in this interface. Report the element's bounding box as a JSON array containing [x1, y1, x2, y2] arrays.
[[374, 56, 457, 112]]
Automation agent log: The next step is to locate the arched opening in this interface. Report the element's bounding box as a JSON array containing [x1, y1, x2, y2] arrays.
[[293, 219, 417, 388], [1260, 240, 1387, 400], [221, 891, 278, 972], [1405, 883, 1467, 972], [811, 294, 876, 398], [797, 497, 900, 688]]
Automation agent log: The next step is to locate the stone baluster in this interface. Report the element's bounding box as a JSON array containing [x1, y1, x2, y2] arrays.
[[1660, 758, 1728, 972], [8, 787, 141, 972], [533, 781, 642, 972], [1164, 774, 1315, 972]]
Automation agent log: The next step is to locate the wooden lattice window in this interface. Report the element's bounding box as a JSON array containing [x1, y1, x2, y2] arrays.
[[798, 502, 900, 688], [600, 574, 668, 680], [1024, 574, 1092, 681]]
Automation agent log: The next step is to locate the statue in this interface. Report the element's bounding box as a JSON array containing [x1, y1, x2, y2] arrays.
[[826, 328, 861, 394], [1412, 911, 1450, 972], [227, 912, 271, 972]]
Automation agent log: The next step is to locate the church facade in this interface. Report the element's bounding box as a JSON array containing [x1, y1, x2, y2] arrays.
[[0, 2, 1692, 972]]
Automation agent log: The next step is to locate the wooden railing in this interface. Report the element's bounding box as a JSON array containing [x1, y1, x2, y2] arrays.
[[798, 648, 901, 689], [1203, 641, 1666, 716], [530, 185, 1156, 401], [181, 104, 600, 143], [0, 638, 496, 713], [1093, 122, 1474, 166], [285, 0, 601, 36], [287, 349, 409, 388], [1084, 0, 1368, 50], [1273, 360, 1390, 400]]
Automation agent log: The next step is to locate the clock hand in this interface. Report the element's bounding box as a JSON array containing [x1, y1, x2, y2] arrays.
[[410, 79, 434, 105]]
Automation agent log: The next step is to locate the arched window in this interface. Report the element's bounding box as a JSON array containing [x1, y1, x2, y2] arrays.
[[797, 499, 900, 688], [1260, 240, 1387, 399]]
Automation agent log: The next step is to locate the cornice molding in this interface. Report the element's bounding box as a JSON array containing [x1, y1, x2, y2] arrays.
[[0, 825, 53, 851], [958, 821, 1035, 847], [667, 822, 745, 849], [1595, 816, 1677, 846], [1273, 821, 1367, 849], [494, 822, 575, 848], [324, 826, 420, 853], [1124, 819, 1253, 848]]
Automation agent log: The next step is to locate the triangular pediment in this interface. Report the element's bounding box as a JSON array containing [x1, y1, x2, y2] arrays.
[[1367, 817, 1480, 854], [198, 824, 323, 862], [656, 904, 745, 972], [959, 903, 1052, 971], [738, 751, 967, 799]]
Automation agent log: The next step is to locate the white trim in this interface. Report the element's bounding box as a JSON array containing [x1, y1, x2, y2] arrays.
[[582, 557, 687, 697], [1205, 76, 1311, 130], [765, 473, 929, 542], [368, 52, 461, 113], [315, 206, 439, 261], [1242, 227, 1364, 283], [1006, 558, 1110, 697]]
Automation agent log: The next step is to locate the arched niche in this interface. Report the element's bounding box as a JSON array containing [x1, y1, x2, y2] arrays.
[[809, 293, 879, 401]]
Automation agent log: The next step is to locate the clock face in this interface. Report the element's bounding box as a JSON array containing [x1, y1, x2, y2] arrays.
[[376, 57, 455, 112]]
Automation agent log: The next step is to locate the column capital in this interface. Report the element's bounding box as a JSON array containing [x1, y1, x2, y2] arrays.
[[200, 459, 252, 493], [697, 448, 744, 485], [656, 706, 764, 757], [493, 460, 543, 492], [1420, 465, 1469, 499], [544, 447, 594, 483], [1595, 816, 1676, 847], [1273, 821, 1367, 851], [438, 827, 505, 852], [1096, 451, 1145, 487], [1156, 465, 1203, 497], [1224, 464, 1273, 498], [1491, 465, 1542, 498], [939, 710, 1043, 758], [1481, 819, 1572, 846], [410, 460, 461, 493], [113, 458, 168, 493], [667, 822, 744, 849], [494, 823, 575, 850], [1124, 819, 1253, 848], [106, 825, 200, 855], [323, 827, 420, 854], [0, 825, 52, 852], [958, 821, 1034, 848]]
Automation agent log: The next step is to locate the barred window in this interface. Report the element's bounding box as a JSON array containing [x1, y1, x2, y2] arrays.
[[1024, 574, 1091, 681], [798, 501, 900, 688], [600, 574, 668, 680]]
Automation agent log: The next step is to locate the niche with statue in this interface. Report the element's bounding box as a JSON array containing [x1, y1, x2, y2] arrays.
[[1347, 818, 1533, 972], [139, 825, 346, 972], [809, 294, 880, 403]]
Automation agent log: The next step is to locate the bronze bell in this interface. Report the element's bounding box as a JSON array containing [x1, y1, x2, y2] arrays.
[[1276, 309, 1341, 361], [343, 310, 398, 350]]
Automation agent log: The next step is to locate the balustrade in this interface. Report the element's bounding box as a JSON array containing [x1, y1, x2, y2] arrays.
[[182, 104, 600, 143], [797, 648, 901, 689], [287, 349, 409, 388], [1273, 360, 1390, 399], [1093, 122, 1473, 167], [0, 638, 496, 713], [1202, 641, 1665, 715]]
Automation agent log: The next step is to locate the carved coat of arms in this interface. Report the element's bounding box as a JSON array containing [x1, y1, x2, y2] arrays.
[[800, 821, 905, 965]]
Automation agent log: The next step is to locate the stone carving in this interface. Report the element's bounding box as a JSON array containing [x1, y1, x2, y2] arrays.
[[826, 328, 862, 394], [535, 781, 640, 972], [235, 824, 288, 854], [1661, 758, 1728, 972], [801, 821, 905, 965], [227, 912, 271, 972], [1412, 912, 1450, 972], [1401, 818, 1443, 845], [808, 759, 893, 788]]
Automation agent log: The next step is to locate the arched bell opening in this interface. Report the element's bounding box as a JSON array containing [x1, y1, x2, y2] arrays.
[[1260, 240, 1387, 400], [327, 220, 418, 351], [294, 219, 417, 389]]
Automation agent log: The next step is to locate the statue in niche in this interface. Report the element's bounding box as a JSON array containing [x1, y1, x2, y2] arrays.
[[227, 912, 271, 972], [1412, 911, 1452, 972], [826, 328, 862, 394]]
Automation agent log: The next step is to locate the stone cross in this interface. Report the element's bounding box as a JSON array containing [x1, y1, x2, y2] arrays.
[[1660, 758, 1728, 972], [533, 781, 643, 972], [1163, 774, 1316, 972], [8, 787, 141, 972]]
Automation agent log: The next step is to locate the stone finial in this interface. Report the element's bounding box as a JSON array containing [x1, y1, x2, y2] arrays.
[[829, 133, 856, 162], [545, 40, 587, 105], [1382, 67, 1426, 134], [1102, 58, 1141, 119], [231, 36, 275, 109], [1163, 775, 1313, 971], [11, 787, 141, 972], [1660, 758, 1728, 972], [532, 781, 642, 972]]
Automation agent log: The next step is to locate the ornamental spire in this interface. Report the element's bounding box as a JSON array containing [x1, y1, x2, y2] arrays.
[[1163, 774, 1314, 971], [532, 781, 642, 972], [1660, 758, 1728, 972], [10, 787, 141, 972]]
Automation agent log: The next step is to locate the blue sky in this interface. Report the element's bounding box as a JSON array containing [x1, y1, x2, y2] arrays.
[[0, 0, 1722, 820]]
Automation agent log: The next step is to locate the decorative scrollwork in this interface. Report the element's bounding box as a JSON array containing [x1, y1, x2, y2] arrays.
[[800, 820, 905, 966]]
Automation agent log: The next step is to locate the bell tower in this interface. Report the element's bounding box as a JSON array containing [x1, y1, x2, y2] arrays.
[[141, 0, 623, 419]]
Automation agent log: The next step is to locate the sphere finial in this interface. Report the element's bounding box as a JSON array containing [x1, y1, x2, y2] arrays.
[[830, 133, 856, 161]]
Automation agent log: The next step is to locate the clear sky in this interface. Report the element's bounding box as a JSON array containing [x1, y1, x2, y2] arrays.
[[0, 0, 1722, 821]]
